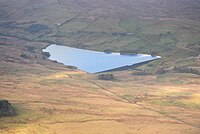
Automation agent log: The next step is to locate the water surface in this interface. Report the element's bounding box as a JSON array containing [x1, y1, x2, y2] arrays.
[[43, 44, 161, 73]]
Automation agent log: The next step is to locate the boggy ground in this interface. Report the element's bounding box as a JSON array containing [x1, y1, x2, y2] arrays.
[[0, 36, 200, 134]]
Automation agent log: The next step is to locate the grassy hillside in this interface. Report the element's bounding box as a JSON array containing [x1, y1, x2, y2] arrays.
[[0, 36, 200, 134], [0, 0, 200, 133], [0, 0, 200, 68]]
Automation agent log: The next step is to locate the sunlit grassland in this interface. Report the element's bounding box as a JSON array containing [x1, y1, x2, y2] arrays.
[[1, 60, 200, 133]]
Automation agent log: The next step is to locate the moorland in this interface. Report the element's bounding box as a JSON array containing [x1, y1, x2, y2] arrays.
[[0, 0, 200, 133]]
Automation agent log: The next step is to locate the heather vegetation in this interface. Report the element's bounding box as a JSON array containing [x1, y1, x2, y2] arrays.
[[25, 24, 49, 33], [98, 74, 114, 80], [20, 53, 29, 59], [42, 51, 50, 58], [0, 100, 15, 117]]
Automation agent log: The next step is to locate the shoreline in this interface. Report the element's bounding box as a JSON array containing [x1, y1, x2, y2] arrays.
[[96, 58, 159, 73]]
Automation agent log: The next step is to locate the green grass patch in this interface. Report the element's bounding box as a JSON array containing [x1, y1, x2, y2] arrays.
[[122, 95, 135, 102]]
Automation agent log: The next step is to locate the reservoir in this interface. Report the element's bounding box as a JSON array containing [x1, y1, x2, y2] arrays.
[[43, 44, 161, 73]]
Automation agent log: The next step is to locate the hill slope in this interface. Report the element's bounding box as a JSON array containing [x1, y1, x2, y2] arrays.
[[0, 0, 200, 133]]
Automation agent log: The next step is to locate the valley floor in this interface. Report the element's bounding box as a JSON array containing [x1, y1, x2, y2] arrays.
[[0, 36, 200, 134]]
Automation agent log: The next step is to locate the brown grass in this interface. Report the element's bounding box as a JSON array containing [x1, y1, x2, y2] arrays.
[[0, 36, 200, 134]]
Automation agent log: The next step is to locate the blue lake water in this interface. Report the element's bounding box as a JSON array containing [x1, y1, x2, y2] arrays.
[[43, 44, 161, 73]]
